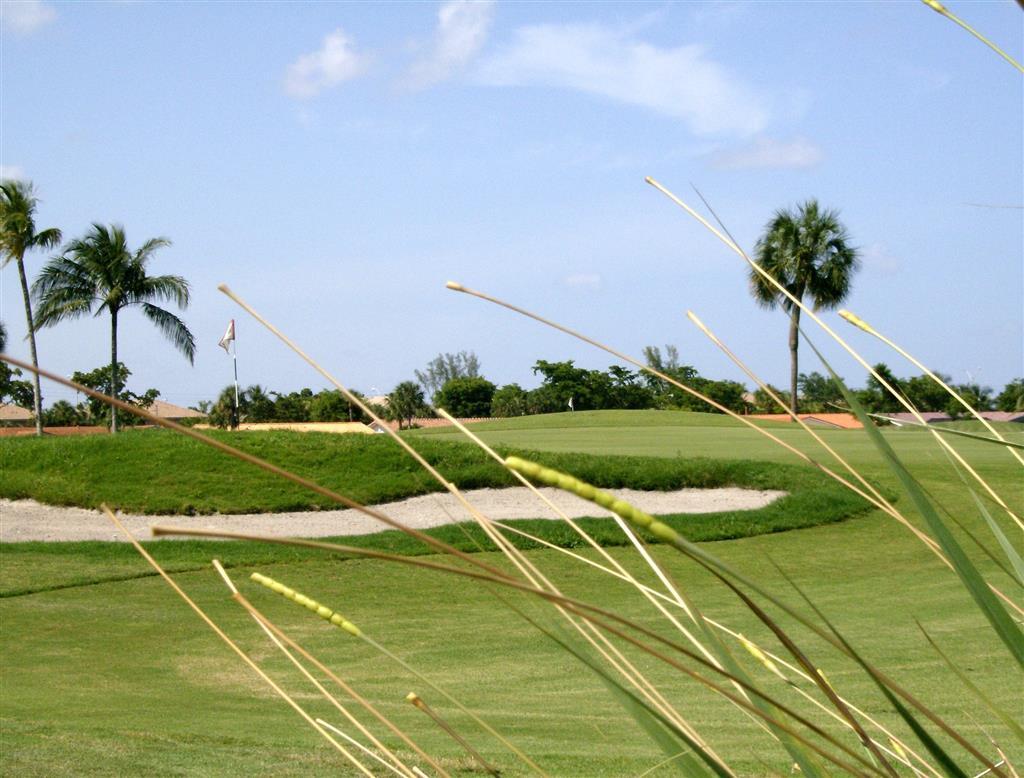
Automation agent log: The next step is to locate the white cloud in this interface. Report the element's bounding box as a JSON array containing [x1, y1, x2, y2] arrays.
[[3, 0, 57, 34], [0, 165, 26, 181], [563, 273, 602, 290], [709, 136, 823, 170], [476, 22, 768, 137], [861, 242, 900, 276], [284, 28, 369, 100], [404, 0, 495, 89]]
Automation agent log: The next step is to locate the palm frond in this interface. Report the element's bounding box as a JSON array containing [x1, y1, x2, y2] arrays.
[[130, 274, 191, 308], [31, 227, 63, 252], [140, 303, 196, 363], [133, 236, 172, 266], [31, 257, 99, 329], [1, 180, 61, 266]]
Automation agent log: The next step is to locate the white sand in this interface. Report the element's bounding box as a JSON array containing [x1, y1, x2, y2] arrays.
[[0, 486, 785, 543]]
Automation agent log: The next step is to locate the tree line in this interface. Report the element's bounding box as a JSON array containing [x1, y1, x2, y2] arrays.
[[5, 182, 1021, 430], [190, 349, 1023, 431]]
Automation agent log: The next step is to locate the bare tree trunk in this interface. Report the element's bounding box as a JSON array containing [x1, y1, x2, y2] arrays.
[[789, 306, 801, 416], [15, 258, 44, 436], [110, 309, 118, 434]]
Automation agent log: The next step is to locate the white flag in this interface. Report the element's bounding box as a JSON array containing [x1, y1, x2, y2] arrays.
[[567, 396, 574, 411], [218, 320, 235, 352]]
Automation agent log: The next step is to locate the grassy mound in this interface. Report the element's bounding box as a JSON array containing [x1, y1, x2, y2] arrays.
[[0, 424, 875, 596]]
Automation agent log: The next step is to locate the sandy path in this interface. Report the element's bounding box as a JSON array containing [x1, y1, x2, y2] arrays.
[[0, 487, 784, 543]]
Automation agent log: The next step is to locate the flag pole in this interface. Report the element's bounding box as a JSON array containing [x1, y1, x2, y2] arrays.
[[220, 319, 239, 429], [231, 337, 239, 429]]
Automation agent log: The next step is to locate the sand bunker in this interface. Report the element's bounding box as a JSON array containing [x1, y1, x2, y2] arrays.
[[0, 486, 785, 543]]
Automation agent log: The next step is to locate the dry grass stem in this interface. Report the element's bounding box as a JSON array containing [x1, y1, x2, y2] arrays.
[[839, 308, 1024, 468], [406, 692, 501, 777], [315, 718, 410, 778], [920, 0, 1024, 72], [215, 286, 719, 757], [643, 179, 1021, 529], [147, 525, 896, 776], [99, 507, 374, 776], [685, 310, 947, 556], [211, 562, 418, 778]]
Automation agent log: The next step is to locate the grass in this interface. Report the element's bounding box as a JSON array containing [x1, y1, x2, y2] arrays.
[[1, 411, 1021, 775]]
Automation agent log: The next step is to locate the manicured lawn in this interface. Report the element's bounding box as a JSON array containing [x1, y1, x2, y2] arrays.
[[1, 411, 1021, 775]]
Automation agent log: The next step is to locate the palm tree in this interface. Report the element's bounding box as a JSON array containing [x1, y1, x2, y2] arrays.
[[32, 223, 195, 432], [750, 200, 859, 415], [1, 180, 62, 435]]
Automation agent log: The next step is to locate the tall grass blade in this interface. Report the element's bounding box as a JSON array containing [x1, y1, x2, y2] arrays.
[[153, 524, 889, 776], [803, 335, 1024, 668], [645, 179, 1021, 529], [965, 488, 1024, 587], [780, 566, 979, 778], [917, 623, 1024, 746], [861, 415, 1024, 452], [498, 459, 1005, 771], [500, 594, 730, 777]]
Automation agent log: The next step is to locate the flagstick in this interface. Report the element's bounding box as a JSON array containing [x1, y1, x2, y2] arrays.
[[406, 692, 501, 777], [232, 337, 239, 429]]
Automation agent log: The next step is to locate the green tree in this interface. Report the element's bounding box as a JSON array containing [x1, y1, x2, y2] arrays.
[[414, 351, 480, 399], [0, 361, 34, 408], [208, 385, 246, 428], [272, 388, 312, 422], [310, 389, 369, 422], [42, 400, 85, 427], [607, 365, 655, 410], [642, 345, 699, 408], [751, 385, 790, 414], [70, 362, 159, 426], [491, 383, 528, 417], [995, 378, 1024, 412], [32, 224, 195, 432], [858, 362, 905, 414], [947, 383, 993, 418], [388, 381, 428, 430], [434, 376, 496, 417], [694, 379, 748, 414], [750, 200, 859, 414], [798, 371, 843, 412], [244, 385, 276, 422], [902, 372, 953, 413], [1, 180, 63, 435], [531, 359, 613, 412]]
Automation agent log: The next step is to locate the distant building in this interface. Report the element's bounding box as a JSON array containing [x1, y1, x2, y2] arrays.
[[881, 412, 953, 425], [0, 403, 33, 426], [978, 411, 1024, 423], [747, 413, 862, 429], [147, 400, 205, 421]]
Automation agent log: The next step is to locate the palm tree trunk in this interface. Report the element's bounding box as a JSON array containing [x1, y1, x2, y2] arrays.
[[15, 258, 44, 436], [110, 309, 118, 434], [789, 307, 801, 416]]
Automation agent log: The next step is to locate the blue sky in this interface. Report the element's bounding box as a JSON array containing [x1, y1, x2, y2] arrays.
[[2, 0, 1021, 409]]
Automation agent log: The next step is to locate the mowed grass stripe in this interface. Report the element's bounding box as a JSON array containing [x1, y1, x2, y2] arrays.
[[1, 411, 1020, 775]]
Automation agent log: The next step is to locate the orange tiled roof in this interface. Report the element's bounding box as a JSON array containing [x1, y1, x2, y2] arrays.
[[747, 413, 863, 429]]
